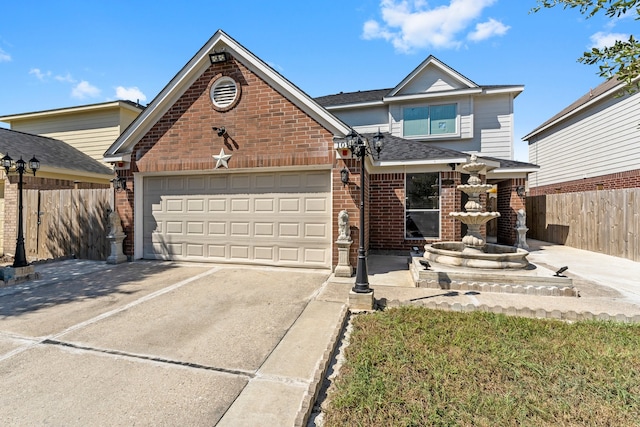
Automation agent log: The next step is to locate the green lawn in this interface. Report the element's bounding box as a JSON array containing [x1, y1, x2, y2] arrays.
[[323, 307, 640, 427]]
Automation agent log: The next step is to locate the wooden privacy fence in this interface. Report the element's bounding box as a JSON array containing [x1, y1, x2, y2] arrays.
[[24, 188, 112, 261], [526, 189, 640, 262]]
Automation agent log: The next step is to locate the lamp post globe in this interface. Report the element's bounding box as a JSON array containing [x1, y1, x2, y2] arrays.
[[347, 130, 384, 294]]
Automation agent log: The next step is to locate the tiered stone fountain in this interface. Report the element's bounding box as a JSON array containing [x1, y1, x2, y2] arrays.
[[425, 155, 529, 269]]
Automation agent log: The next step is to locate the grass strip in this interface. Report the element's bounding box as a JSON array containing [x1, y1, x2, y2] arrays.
[[323, 306, 640, 427]]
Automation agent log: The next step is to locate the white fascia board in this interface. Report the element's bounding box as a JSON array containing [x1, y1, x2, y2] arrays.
[[383, 88, 482, 103], [522, 81, 628, 141], [374, 157, 468, 167], [325, 101, 386, 111], [490, 167, 539, 174], [103, 153, 132, 163], [483, 86, 524, 96]]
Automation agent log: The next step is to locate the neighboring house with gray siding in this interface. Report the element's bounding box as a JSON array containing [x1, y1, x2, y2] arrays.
[[523, 77, 640, 195]]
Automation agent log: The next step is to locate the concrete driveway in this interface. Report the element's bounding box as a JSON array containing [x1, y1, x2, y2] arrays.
[[0, 261, 344, 426]]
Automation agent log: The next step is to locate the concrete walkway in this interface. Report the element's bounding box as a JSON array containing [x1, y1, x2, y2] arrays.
[[324, 239, 640, 321]]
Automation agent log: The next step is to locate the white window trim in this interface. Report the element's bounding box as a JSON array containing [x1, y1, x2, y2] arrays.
[[404, 172, 441, 240], [401, 102, 461, 140]]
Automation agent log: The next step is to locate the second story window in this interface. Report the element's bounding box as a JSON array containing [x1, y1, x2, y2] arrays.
[[403, 103, 457, 137]]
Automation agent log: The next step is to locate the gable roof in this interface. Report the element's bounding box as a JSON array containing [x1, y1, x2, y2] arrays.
[[388, 55, 479, 97], [104, 30, 351, 162], [522, 77, 626, 141], [0, 128, 114, 178], [315, 55, 523, 110]]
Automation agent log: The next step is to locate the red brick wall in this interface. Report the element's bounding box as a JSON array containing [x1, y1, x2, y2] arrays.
[[117, 57, 336, 259], [530, 169, 640, 196], [440, 171, 462, 242], [369, 171, 464, 253], [369, 173, 405, 250], [332, 157, 364, 268], [497, 178, 526, 245], [131, 58, 333, 174]]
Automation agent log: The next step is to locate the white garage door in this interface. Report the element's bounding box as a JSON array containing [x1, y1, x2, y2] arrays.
[[142, 170, 332, 268]]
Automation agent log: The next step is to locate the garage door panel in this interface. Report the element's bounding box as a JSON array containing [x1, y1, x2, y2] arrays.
[[305, 248, 328, 264], [208, 199, 227, 212], [166, 221, 183, 234], [305, 198, 328, 213], [209, 222, 226, 235], [187, 199, 205, 212], [187, 244, 204, 257], [305, 223, 328, 238], [279, 199, 300, 213], [231, 199, 250, 212], [166, 199, 183, 212], [143, 171, 331, 268]]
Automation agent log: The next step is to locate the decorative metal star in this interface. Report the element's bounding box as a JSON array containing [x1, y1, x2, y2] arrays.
[[213, 148, 232, 169]]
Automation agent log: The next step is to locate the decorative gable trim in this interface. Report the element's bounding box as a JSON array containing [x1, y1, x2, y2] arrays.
[[104, 30, 350, 159], [387, 55, 478, 98]]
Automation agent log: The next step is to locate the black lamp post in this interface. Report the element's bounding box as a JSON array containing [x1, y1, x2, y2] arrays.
[[2, 154, 40, 268], [345, 129, 384, 294]]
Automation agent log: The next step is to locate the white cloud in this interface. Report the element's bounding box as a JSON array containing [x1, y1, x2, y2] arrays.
[[0, 48, 10, 62], [71, 80, 101, 99], [362, 0, 506, 52], [115, 86, 147, 103], [29, 68, 52, 81], [589, 31, 629, 49], [55, 73, 75, 83], [468, 18, 510, 42]]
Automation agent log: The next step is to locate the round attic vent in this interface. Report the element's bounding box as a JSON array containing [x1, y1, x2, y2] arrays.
[[210, 77, 239, 110]]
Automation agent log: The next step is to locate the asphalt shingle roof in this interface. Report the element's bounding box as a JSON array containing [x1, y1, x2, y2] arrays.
[[0, 128, 114, 176], [315, 89, 393, 107], [336, 132, 538, 170], [336, 132, 466, 162]]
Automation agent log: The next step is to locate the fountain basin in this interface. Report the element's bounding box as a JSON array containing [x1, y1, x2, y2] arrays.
[[425, 242, 529, 269], [450, 211, 500, 225]]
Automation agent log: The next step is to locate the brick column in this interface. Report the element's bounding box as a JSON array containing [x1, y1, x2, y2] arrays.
[[440, 171, 462, 241], [497, 178, 526, 245]]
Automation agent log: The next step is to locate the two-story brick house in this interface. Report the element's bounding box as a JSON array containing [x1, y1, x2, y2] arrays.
[[104, 30, 537, 271]]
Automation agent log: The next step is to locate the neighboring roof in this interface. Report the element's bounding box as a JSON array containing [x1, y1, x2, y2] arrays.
[[523, 77, 624, 141], [480, 155, 539, 172], [315, 89, 392, 108], [0, 100, 144, 123], [0, 128, 114, 177], [104, 30, 351, 162]]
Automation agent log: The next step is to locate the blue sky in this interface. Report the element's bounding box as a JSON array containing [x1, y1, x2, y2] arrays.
[[0, 0, 636, 160]]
